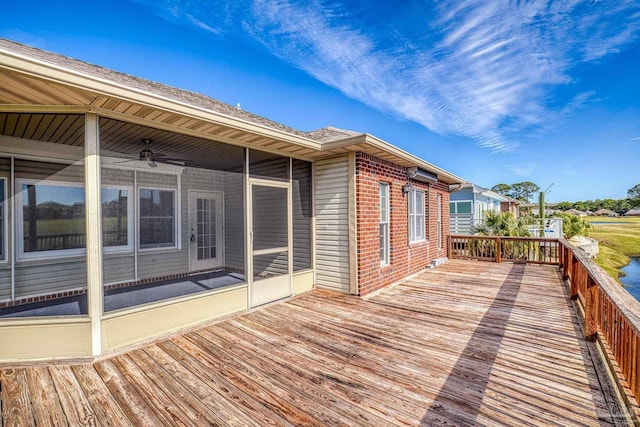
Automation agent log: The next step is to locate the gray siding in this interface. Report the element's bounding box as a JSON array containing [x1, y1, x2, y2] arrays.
[[314, 155, 351, 293], [14, 159, 84, 182], [103, 255, 135, 284], [14, 261, 87, 298], [0, 158, 10, 300], [292, 159, 312, 272], [0, 269, 10, 300]]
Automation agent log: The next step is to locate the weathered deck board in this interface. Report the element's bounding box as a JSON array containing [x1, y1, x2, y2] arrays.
[[0, 260, 619, 425]]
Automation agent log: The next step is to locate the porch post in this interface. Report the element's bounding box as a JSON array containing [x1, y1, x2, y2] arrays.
[[85, 113, 103, 356]]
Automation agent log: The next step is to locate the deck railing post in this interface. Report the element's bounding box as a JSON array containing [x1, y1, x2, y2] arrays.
[[584, 274, 600, 341], [569, 253, 578, 299], [496, 237, 502, 263], [448, 235, 452, 259]]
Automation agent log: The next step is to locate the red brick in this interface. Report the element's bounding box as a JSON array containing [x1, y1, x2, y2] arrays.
[[355, 152, 451, 296]]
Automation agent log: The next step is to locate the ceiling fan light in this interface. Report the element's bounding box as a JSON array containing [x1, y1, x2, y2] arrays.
[[140, 138, 153, 161], [140, 147, 153, 161]]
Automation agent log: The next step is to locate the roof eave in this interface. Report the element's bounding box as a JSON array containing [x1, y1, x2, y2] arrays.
[[322, 133, 464, 184], [0, 46, 322, 151]]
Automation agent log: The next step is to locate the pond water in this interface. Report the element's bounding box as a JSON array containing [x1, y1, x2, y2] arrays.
[[621, 258, 640, 301]]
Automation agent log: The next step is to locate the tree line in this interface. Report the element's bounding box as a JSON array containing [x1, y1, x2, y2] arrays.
[[491, 182, 640, 214]]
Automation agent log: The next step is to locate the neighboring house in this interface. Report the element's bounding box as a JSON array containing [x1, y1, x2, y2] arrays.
[[0, 39, 463, 361], [449, 183, 508, 234], [565, 209, 588, 217], [500, 197, 520, 218], [625, 209, 640, 216], [593, 209, 618, 217]]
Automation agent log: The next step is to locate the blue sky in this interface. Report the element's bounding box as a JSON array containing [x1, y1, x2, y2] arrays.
[[1, 0, 639, 202]]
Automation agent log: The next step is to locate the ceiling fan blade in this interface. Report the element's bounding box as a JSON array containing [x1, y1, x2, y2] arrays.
[[151, 153, 192, 166]]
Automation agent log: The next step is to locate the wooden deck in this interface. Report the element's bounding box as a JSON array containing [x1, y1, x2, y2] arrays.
[[0, 260, 619, 426]]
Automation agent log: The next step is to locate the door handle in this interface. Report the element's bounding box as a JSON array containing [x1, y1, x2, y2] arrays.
[[190, 228, 195, 242]]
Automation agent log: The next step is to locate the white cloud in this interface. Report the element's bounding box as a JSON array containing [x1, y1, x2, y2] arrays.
[[135, 0, 640, 152], [507, 162, 537, 177]]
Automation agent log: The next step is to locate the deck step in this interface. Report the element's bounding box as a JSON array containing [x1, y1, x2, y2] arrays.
[[428, 257, 448, 268]]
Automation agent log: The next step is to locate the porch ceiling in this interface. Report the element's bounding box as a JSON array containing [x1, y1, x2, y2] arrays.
[[0, 68, 320, 161]]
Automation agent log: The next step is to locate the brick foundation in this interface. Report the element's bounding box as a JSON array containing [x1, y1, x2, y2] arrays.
[[355, 152, 450, 296]]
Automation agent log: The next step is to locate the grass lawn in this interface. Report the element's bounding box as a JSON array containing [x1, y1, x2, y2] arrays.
[[588, 216, 640, 282]]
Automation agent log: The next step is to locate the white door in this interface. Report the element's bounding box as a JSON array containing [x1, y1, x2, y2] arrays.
[[189, 191, 223, 271], [249, 181, 291, 307]]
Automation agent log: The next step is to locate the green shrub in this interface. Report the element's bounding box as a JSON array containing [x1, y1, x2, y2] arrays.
[[559, 213, 593, 239]]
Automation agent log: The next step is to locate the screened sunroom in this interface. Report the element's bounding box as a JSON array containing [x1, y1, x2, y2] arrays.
[[0, 112, 313, 358]]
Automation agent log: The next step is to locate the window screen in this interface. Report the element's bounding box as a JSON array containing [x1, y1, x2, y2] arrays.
[[139, 188, 176, 249]]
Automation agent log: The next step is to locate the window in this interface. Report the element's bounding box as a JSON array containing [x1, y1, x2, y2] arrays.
[[437, 194, 443, 249], [379, 183, 390, 265], [450, 201, 472, 214], [139, 188, 176, 249], [408, 189, 425, 243], [17, 180, 134, 258], [20, 181, 86, 257], [0, 178, 5, 261], [102, 187, 132, 251]]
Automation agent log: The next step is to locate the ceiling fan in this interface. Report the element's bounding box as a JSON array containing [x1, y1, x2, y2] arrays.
[[117, 139, 191, 167]]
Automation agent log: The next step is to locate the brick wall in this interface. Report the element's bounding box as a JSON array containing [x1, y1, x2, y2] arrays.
[[355, 152, 450, 296]]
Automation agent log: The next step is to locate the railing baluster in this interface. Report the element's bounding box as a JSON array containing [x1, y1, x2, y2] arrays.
[[633, 334, 639, 400], [585, 274, 599, 341]]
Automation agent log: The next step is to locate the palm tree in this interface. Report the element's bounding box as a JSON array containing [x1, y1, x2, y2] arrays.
[[471, 211, 533, 237], [471, 211, 535, 260]]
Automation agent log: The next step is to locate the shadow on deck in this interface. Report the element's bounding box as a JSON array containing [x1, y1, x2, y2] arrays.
[[0, 260, 619, 426]]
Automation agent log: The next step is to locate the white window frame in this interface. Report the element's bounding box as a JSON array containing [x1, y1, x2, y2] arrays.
[[16, 179, 87, 260], [0, 177, 7, 263], [437, 194, 443, 250], [102, 184, 134, 254], [408, 189, 426, 243], [450, 200, 473, 214], [379, 182, 390, 266], [15, 179, 135, 260], [138, 186, 179, 252]]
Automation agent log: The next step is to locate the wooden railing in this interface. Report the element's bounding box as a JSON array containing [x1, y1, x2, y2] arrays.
[[449, 235, 560, 264], [448, 235, 640, 417], [560, 240, 640, 417]]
